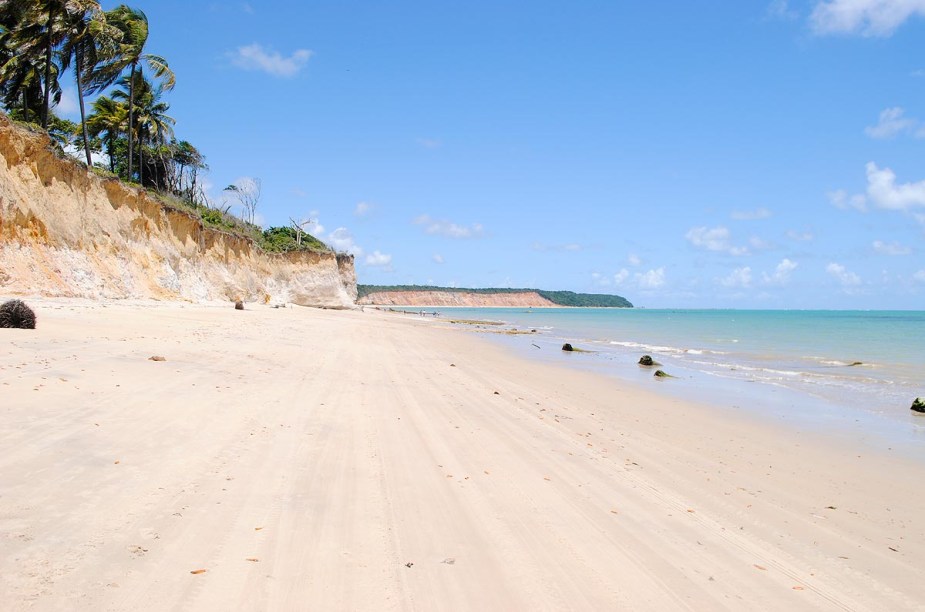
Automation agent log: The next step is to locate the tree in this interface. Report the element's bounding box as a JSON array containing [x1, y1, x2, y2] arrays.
[[85, 94, 126, 172], [91, 5, 174, 181], [0, 0, 64, 127], [224, 178, 261, 225], [113, 71, 174, 186], [59, 2, 121, 165]]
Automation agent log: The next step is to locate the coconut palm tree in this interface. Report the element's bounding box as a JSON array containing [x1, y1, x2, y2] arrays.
[[90, 5, 174, 181], [59, 2, 119, 165], [86, 94, 126, 173], [114, 71, 173, 186]]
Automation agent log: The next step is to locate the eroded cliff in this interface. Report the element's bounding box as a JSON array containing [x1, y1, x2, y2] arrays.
[[0, 115, 357, 307], [357, 291, 558, 307]]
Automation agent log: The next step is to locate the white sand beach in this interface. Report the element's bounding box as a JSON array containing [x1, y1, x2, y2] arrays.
[[1, 299, 923, 610]]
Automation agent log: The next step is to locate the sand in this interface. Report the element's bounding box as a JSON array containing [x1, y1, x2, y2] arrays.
[[1, 299, 923, 611]]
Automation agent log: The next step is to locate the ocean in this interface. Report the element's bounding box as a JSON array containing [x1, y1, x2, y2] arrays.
[[428, 308, 925, 452]]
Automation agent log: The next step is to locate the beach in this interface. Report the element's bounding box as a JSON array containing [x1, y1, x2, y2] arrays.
[[1, 300, 923, 611]]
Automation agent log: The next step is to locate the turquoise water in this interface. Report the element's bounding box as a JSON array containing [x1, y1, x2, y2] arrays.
[[430, 308, 925, 447]]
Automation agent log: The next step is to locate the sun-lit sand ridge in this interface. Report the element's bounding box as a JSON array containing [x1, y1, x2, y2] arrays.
[[1, 299, 923, 610]]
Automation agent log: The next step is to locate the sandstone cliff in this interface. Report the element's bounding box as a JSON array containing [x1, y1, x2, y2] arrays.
[[357, 290, 558, 307], [0, 115, 357, 308]]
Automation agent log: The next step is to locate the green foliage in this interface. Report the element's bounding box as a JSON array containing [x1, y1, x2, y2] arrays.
[[260, 226, 329, 253], [357, 285, 633, 307]]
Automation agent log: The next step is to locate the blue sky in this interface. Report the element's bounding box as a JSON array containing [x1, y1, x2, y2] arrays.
[[57, 1, 925, 308]]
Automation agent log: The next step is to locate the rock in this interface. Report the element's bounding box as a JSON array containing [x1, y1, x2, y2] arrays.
[[638, 355, 655, 366], [562, 343, 574, 352], [234, 300, 244, 310], [148, 356, 166, 362], [653, 370, 671, 378], [0, 299, 36, 329], [912, 398, 925, 414]]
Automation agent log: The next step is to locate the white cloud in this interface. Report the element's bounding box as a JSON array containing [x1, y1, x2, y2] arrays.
[[364, 250, 392, 268], [636, 268, 665, 289], [865, 107, 920, 139], [810, 0, 925, 37], [913, 269, 925, 282], [720, 266, 753, 288], [613, 268, 630, 285], [749, 235, 774, 251], [786, 229, 814, 241], [627, 254, 641, 266], [826, 262, 862, 286], [827, 188, 868, 211], [767, 0, 799, 20], [354, 201, 372, 216], [872, 239, 912, 255], [763, 258, 798, 285], [326, 227, 363, 256], [52, 87, 79, 117], [533, 242, 582, 252], [685, 226, 748, 255], [414, 215, 484, 238], [865, 162, 925, 210], [432, 253, 444, 264], [731, 207, 772, 220], [591, 272, 611, 287], [229, 43, 313, 77]]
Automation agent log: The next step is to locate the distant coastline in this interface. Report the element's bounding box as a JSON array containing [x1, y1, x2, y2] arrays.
[[357, 285, 633, 308]]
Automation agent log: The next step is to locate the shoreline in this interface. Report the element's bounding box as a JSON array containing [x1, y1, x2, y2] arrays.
[[2, 298, 923, 609]]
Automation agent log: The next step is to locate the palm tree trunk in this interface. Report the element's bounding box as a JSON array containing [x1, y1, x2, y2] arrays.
[[75, 46, 92, 166], [139, 135, 144, 186], [42, 6, 54, 129], [127, 61, 136, 180], [107, 134, 114, 173]]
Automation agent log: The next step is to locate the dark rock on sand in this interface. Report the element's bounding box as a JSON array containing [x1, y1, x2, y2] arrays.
[[562, 343, 574, 352], [235, 300, 244, 310], [653, 370, 672, 378], [912, 398, 925, 414], [638, 355, 656, 366], [0, 299, 36, 329]]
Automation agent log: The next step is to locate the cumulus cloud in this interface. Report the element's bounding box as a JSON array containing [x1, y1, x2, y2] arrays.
[[354, 201, 372, 216], [636, 268, 665, 289], [685, 226, 748, 255], [52, 87, 78, 117], [864, 162, 925, 210], [627, 254, 642, 266], [613, 269, 630, 285], [763, 258, 798, 285], [720, 266, 753, 288], [810, 0, 925, 37], [786, 229, 814, 241], [827, 188, 868, 211], [532, 242, 582, 252], [414, 215, 484, 238], [229, 43, 313, 77], [731, 208, 772, 220], [872, 239, 912, 255], [914, 269, 925, 282], [767, 0, 799, 20], [749, 236, 774, 251], [826, 262, 862, 286], [326, 227, 363, 256], [364, 250, 392, 269], [865, 107, 920, 139]]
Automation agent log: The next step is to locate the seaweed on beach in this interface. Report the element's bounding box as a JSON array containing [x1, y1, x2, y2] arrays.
[[0, 299, 36, 329]]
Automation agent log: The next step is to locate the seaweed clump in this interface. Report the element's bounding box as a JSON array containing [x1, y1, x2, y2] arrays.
[[0, 299, 36, 329]]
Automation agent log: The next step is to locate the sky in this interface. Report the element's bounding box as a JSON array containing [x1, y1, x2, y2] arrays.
[[54, 0, 925, 308]]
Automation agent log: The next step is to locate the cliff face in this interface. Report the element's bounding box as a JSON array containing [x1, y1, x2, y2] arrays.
[[357, 291, 558, 307], [0, 116, 357, 307]]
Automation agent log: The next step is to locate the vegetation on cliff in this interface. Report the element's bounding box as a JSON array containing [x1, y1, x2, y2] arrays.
[[0, 3, 328, 256], [358, 285, 633, 308]]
